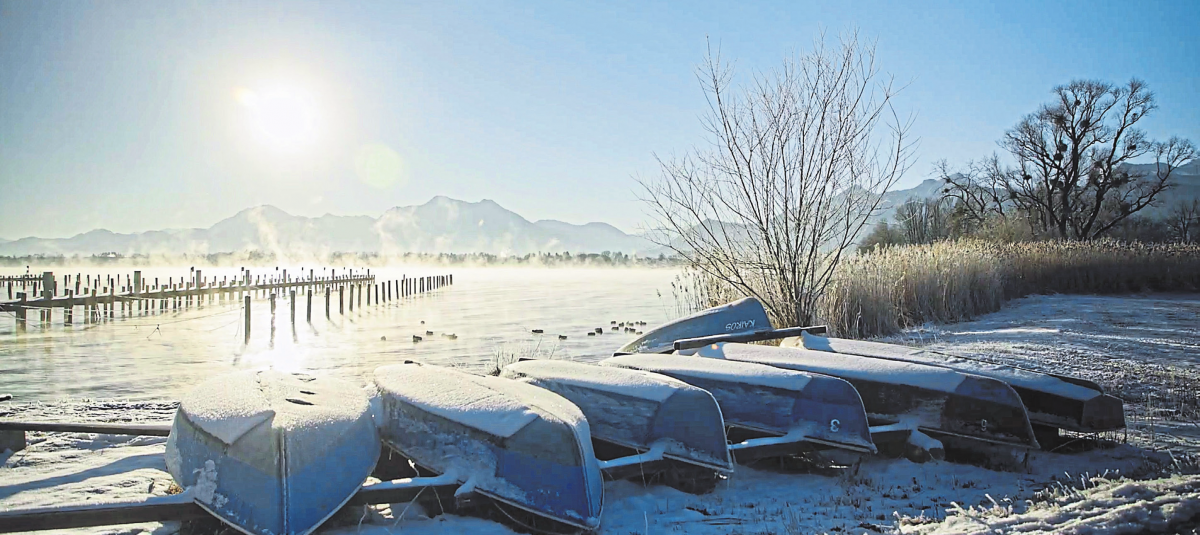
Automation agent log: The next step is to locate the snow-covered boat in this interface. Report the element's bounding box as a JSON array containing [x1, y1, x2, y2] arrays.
[[166, 370, 379, 535], [500, 359, 733, 491], [599, 353, 876, 460], [685, 342, 1040, 450], [789, 332, 1126, 438], [617, 298, 1041, 452], [374, 361, 603, 532]]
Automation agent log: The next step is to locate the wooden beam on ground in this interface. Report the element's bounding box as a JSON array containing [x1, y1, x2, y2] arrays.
[[0, 481, 461, 533], [0, 421, 172, 436]]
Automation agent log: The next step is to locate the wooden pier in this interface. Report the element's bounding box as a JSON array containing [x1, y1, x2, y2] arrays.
[[2, 269, 454, 334]]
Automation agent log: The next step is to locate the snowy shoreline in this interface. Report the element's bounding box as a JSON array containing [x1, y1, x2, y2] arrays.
[[3, 293, 1199, 534]]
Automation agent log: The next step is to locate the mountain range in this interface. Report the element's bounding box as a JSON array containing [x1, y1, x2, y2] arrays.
[[0, 196, 657, 257], [3, 161, 1195, 258]]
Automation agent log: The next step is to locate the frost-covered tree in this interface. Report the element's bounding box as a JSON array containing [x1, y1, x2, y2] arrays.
[[640, 33, 914, 326]]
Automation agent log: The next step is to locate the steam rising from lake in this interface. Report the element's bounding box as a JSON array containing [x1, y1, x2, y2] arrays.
[[0, 267, 681, 402]]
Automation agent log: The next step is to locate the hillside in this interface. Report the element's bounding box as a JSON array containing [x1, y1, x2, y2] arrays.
[[0, 197, 654, 257]]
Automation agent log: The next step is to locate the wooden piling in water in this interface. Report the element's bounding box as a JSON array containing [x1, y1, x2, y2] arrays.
[[243, 295, 250, 344], [3, 269, 452, 331]]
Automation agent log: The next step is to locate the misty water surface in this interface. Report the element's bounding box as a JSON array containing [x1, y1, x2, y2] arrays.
[[0, 267, 683, 401]]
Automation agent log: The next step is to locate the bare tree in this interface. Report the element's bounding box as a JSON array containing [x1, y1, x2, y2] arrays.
[[894, 196, 952, 245], [937, 155, 1021, 232], [946, 79, 1195, 240], [1166, 199, 1200, 243], [640, 33, 914, 327]]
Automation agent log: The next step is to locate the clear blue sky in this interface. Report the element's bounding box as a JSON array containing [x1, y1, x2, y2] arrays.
[[1, 0, 1196, 239]]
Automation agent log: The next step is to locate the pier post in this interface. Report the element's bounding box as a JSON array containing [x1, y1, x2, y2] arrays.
[[290, 290, 296, 324], [348, 285, 354, 312], [307, 289, 312, 322], [270, 293, 276, 315], [339, 286, 344, 315], [325, 287, 331, 318], [42, 272, 54, 301], [15, 292, 26, 332], [244, 296, 251, 344]]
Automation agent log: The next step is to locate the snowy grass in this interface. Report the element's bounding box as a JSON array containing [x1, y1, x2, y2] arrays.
[[902, 473, 1200, 534], [820, 240, 1200, 338], [477, 339, 564, 376]]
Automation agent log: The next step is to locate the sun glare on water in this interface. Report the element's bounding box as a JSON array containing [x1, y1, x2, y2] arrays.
[[235, 85, 319, 152]]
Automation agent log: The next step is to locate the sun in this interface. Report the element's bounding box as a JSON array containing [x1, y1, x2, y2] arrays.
[[234, 85, 319, 152]]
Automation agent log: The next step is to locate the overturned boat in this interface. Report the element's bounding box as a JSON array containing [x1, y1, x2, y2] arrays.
[[790, 332, 1126, 438], [166, 370, 379, 535], [684, 342, 1039, 450], [600, 353, 876, 461], [374, 361, 603, 532], [617, 298, 1041, 452], [500, 359, 732, 492]]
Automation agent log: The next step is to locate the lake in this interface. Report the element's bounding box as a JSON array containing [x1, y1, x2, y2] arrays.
[[0, 266, 684, 402]]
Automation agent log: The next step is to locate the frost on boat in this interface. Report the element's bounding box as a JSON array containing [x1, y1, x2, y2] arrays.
[[500, 359, 733, 484], [165, 370, 379, 535], [600, 353, 875, 459], [373, 361, 603, 530], [791, 332, 1126, 435], [693, 342, 1040, 450]]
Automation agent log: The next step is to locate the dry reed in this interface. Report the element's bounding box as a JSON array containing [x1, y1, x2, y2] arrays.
[[818, 240, 1200, 338]]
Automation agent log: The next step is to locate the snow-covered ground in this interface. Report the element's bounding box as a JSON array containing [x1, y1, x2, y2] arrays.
[[2, 293, 1199, 534]]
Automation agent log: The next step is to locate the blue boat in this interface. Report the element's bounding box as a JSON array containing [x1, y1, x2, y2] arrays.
[[165, 370, 379, 535], [374, 361, 603, 531], [791, 332, 1125, 438], [500, 359, 733, 491], [616, 297, 772, 356], [600, 353, 876, 460], [620, 297, 1042, 453], [687, 342, 1040, 450]]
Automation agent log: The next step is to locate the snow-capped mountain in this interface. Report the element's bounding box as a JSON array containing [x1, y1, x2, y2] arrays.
[[0, 197, 655, 257]]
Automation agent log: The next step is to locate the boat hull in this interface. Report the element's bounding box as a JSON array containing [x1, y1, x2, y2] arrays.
[[694, 343, 1040, 449], [615, 297, 771, 355], [792, 333, 1126, 434], [501, 359, 733, 474], [165, 370, 379, 535], [601, 353, 875, 457], [373, 362, 602, 530]]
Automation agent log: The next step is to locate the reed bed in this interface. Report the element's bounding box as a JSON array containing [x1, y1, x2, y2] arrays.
[[818, 240, 1200, 338]]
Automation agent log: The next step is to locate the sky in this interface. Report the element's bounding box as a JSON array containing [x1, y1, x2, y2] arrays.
[[1, 0, 1197, 239]]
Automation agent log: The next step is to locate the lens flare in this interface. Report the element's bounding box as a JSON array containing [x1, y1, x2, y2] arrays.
[[354, 143, 405, 189]]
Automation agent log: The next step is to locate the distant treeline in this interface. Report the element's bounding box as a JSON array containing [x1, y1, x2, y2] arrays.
[[0, 250, 681, 268]]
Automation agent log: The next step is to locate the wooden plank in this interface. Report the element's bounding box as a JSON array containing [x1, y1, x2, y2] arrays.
[[0, 421, 172, 436], [0, 497, 204, 532], [0, 482, 460, 533]]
